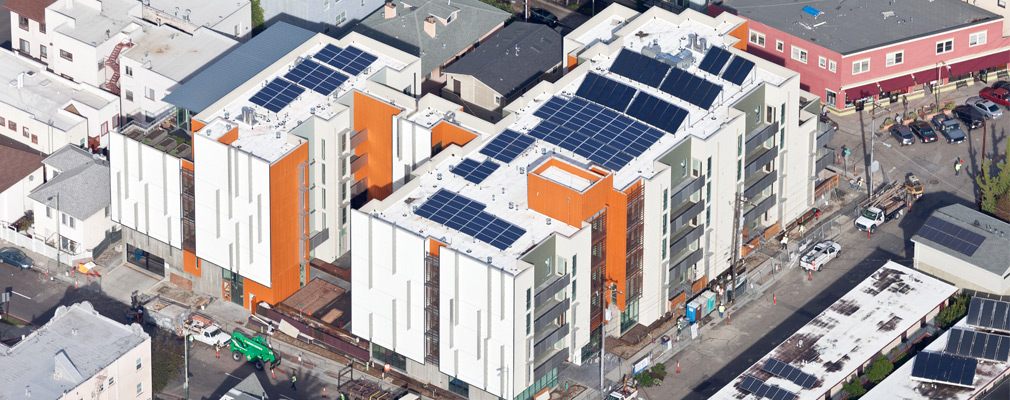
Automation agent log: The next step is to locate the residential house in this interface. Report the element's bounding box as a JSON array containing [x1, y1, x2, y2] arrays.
[[261, 0, 385, 33], [0, 137, 46, 229], [912, 204, 1010, 296]]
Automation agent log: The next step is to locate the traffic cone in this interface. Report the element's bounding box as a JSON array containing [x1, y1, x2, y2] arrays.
[[727, 312, 731, 325], [323, 386, 327, 397], [216, 346, 220, 358], [676, 361, 680, 373], [773, 294, 777, 305], [271, 367, 276, 380], [808, 271, 812, 281]]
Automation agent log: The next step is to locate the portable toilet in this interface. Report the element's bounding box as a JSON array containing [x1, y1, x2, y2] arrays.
[[701, 291, 717, 315], [686, 301, 700, 323]]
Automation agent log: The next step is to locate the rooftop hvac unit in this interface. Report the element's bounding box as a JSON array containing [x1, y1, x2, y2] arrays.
[[241, 107, 255, 124]]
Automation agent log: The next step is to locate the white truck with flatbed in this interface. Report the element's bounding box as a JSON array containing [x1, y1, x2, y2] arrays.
[[800, 240, 841, 271], [181, 313, 231, 347], [854, 181, 915, 233]]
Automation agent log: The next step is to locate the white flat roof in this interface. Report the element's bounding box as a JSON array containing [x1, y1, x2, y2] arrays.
[[711, 262, 958, 400], [864, 319, 1010, 400], [146, 0, 250, 29], [0, 52, 116, 132], [376, 17, 788, 272], [540, 165, 593, 191], [50, 0, 138, 46], [123, 26, 238, 82], [197, 42, 406, 162]]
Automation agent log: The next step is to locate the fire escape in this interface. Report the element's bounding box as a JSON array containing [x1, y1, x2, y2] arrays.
[[102, 40, 133, 96]]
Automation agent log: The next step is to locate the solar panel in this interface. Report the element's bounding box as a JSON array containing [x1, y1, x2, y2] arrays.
[[413, 189, 526, 250], [249, 78, 305, 113], [609, 49, 670, 88], [450, 158, 500, 184], [944, 328, 1010, 362], [910, 351, 977, 388], [917, 216, 986, 257], [283, 59, 348, 96], [314, 44, 378, 76], [761, 358, 817, 389], [738, 376, 796, 400], [626, 92, 688, 134], [659, 68, 723, 110], [479, 129, 535, 163], [698, 46, 733, 76], [721, 56, 756, 86], [967, 297, 1010, 333]]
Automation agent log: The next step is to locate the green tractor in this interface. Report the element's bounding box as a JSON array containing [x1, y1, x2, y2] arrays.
[[229, 331, 281, 370]]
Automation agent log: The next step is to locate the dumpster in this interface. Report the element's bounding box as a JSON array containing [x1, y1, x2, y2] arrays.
[[686, 301, 700, 323]]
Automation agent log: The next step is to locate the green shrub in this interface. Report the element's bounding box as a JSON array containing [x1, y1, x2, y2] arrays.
[[906, 112, 918, 121], [843, 380, 867, 398], [937, 293, 970, 329], [866, 355, 894, 384], [151, 329, 184, 393], [634, 371, 656, 387]]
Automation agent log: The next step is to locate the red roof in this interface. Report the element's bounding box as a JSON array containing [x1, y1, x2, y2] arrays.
[[0, 136, 45, 194], [4, 0, 57, 24]]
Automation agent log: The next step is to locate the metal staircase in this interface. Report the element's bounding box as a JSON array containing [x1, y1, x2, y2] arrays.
[[102, 41, 133, 95]]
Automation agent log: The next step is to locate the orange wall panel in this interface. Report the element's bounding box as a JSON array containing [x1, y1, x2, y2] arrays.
[[567, 55, 579, 72], [183, 250, 201, 277], [191, 119, 206, 132], [217, 126, 239, 145], [429, 238, 447, 257], [353, 91, 402, 201], [181, 160, 194, 172], [431, 121, 478, 151], [728, 21, 748, 51]]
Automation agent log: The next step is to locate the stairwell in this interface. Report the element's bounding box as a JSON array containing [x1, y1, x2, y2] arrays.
[[102, 41, 133, 96]]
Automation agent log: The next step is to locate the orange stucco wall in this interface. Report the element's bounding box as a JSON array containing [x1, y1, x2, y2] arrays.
[[242, 143, 309, 311], [431, 121, 478, 151], [181, 160, 194, 171], [217, 126, 239, 145], [191, 119, 206, 132], [183, 250, 201, 277], [353, 91, 402, 201], [567, 55, 579, 72], [728, 21, 748, 51], [429, 238, 447, 257]]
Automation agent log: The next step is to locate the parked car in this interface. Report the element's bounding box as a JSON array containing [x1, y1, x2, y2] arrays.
[[0, 247, 34, 269], [527, 8, 559, 28], [967, 96, 1003, 120], [980, 87, 1010, 108], [953, 105, 985, 130], [931, 114, 967, 144], [909, 120, 938, 143], [889, 124, 915, 146], [800, 240, 841, 271], [993, 80, 1010, 92]]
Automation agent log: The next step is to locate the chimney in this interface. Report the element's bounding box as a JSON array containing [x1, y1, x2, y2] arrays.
[[424, 16, 437, 38], [384, 1, 396, 19]]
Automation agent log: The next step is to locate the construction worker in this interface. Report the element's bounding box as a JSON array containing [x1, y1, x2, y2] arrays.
[[718, 303, 726, 318], [955, 158, 963, 176], [780, 235, 788, 251], [291, 374, 297, 391]]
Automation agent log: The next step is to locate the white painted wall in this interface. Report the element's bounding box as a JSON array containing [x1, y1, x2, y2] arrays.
[[118, 56, 177, 123], [914, 242, 1009, 295], [31, 202, 111, 254], [192, 133, 273, 288], [9, 12, 50, 60], [109, 132, 183, 249], [0, 168, 43, 225], [210, 1, 253, 40], [57, 335, 152, 400], [551, 228, 592, 366], [640, 168, 670, 327]]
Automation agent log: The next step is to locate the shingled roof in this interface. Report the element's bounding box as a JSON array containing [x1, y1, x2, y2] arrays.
[[443, 22, 562, 98]]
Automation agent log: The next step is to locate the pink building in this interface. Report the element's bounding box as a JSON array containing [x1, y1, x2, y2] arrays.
[[710, 0, 1010, 110]]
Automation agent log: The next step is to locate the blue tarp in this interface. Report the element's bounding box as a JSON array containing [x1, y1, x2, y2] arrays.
[[802, 6, 823, 17]]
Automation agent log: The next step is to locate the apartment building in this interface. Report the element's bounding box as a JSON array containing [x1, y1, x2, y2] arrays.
[[0, 51, 119, 153], [111, 21, 432, 309], [351, 5, 833, 400], [261, 0, 384, 32], [0, 302, 152, 400], [710, 0, 1010, 110]]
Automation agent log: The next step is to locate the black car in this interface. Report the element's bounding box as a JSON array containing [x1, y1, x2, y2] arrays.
[[909, 120, 938, 143], [889, 124, 915, 146], [528, 8, 559, 28], [953, 105, 985, 130], [931, 114, 967, 144], [993, 80, 1010, 92]]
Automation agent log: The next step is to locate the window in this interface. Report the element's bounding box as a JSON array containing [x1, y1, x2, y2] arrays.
[[125, 90, 134, 102], [572, 280, 576, 298], [320, 139, 326, 160], [136, 382, 143, 395], [818, 56, 826, 69], [526, 288, 531, 310], [825, 89, 836, 106], [136, 357, 142, 370], [113, 114, 120, 128], [336, 10, 347, 25], [60, 50, 73, 61], [46, 207, 51, 218], [572, 255, 576, 276], [22, 126, 29, 138], [495, 95, 502, 105], [791, 46, 807, 63], [1000, 0, 1007, 7], [0, 117, 4, 126], [970, 31, 987, 47], [8, 120, 16, 131], [101, 122, 108, 135], [145, 87, 155, 100], [324, 0, 330, 10], [341, 208, 347, 225], [852, 58, 870, 74], [40, 45, 47, 58], [525, 313, 530, 335], [749, 30, 765, 47], [886, 51, 903, 67], [31, 134, 37, 144], [321, 164, 326, 184], [108, 377, 115, 386], [936, 39, 953, 54], [19, 39, 29, 53], [775, 40, 783, 52], [39, 24, 45, 33], [322, 188, 326, 207], [828, 60, 836, 72], [69, 216, 75, 229], [18, 16, 28, 30], [125, 66, 133, 76]]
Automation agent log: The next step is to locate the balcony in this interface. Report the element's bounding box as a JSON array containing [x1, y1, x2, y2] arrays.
[[535, 274, 570, 309], [534, 298, 569, 332], [744, 170, 777, 200], [816, 148, 836, 172], [350, 153, 369, 174], [670, 200, 704, 231], [669, 225, 703, 258], [816, 122, 835, 149], [533, 323, 570, 358], [745, 122, 778, 153], [745, 145, 778, 177], [120, 108, 192, 160], [533, 347, 569, 379], [350, 129, 368, 150], [743, 196, 777, 226], [670, 174, 704, 206]]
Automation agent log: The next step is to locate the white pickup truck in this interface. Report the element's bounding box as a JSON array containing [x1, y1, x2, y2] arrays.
[[181, 314, 231, 346]]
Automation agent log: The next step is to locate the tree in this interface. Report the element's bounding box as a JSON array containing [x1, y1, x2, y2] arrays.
[[251, 0, 265, 32], [865, 355, 894, 384], [976, 138, 1010, 215], [937, 293, 970, 329], [843, 380, 867, 398]]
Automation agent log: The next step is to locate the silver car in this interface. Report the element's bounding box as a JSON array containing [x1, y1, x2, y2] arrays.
[[967, 96, 1003, 120]]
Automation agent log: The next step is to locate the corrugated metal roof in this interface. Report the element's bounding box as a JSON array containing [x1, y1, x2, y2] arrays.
[[162, 22, 316, 114]]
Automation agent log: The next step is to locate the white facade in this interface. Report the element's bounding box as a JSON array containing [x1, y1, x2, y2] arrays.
[[109, 132, 184, 249], [32, 202, 114, 255], [0, 168, 44, 226], [9, 10, 49, 60]]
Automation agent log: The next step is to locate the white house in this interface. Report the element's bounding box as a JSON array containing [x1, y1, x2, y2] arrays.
[[912, 204, 1010, 295], [0, 136, 46, 228], [29, 145, 115, 257]]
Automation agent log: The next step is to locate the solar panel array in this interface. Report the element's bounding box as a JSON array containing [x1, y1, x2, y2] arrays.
[[967, 297, 1010, 333], [314, 44, 378, 76], [945, 328, 1010, 362], [479, 129, 535, 163], [283, 59, 348, 96], [414, 189, 526, 250], [610, 49, 671, 87], [249, 78, 306, 113], [575, 73, 637, 113], [721, 56, 756, 86], [738, 376, 796, 400], [659, 67, 722, 110], [761, 358, 817, 389], [917, 216, 986, 257], [698, 47, 733, 76], [527, 120, 632, 171], [451, 158, 500, 184], [911, 351, 977, 387]]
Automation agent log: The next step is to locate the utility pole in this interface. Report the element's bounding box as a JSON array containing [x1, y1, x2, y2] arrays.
[[49, 194, 61, 274], [729, 193, 741, 304], [184, 334, 191, 399], [598, 282, 620, 399]]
